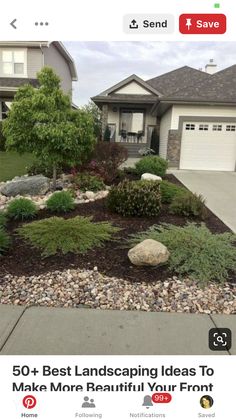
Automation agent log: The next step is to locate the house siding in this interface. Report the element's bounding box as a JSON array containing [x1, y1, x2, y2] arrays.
[[42, 44, 72, 95], [27, 48, 43, 78], [114, 81, 152, 95], [159, 107, 172, 158], [171, 105, 236, 129]]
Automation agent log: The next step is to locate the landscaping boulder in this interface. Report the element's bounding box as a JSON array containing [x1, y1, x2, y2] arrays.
[[0, 175, 50, 197], [128, 239, 170, 266], [141, 173, 162, 181]]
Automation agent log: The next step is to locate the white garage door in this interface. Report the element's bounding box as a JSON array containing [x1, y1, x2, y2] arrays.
[[180, 122, 236, 171]]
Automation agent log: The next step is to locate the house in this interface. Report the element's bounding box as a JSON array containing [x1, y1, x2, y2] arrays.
[[92, 60, 236, 171], [0, 41, 78, 120]]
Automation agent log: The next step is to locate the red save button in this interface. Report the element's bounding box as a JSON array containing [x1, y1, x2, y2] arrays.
[[179, 14, 226, 34]]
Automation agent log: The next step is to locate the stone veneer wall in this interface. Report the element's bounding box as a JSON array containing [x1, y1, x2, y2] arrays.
[[167, 129, 181, 167]]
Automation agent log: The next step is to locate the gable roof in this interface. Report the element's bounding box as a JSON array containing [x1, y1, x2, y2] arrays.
[[146, 66, 211, 96], [166, 64, 236, 103], [99, 74, 161, 96]]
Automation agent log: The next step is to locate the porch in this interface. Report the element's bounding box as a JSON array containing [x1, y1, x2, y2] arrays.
[[105, 105, 159, 157]]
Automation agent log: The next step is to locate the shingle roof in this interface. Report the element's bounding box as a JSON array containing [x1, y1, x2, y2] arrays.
[[167, 64, 236, 103], [0, 78, 39, 88], [92, 93, 158, 103], [146, 66, 211, 96]]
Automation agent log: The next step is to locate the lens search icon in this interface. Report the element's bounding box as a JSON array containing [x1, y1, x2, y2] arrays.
[[209, 328, 232, 351]]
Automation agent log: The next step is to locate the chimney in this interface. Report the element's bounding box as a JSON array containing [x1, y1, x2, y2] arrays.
[[205, 59, 217, 74]]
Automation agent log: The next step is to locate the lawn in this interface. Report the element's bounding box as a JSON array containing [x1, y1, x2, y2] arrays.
[[0, 152, 34, 182]]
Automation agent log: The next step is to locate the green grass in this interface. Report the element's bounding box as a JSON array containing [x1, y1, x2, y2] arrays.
[[0, 152, 34, 182]]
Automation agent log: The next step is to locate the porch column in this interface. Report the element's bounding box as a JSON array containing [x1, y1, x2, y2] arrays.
[[101, 104, 108, 137]]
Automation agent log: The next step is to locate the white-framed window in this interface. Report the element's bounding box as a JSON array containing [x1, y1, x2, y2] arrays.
[[212, 124, 222, 131], [199, 124, 209, 131], [226, 124, 236, 132], [0, 50, 27, 77], [185, 123, 195, 130]]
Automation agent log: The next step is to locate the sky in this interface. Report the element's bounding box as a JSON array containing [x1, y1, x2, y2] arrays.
[[64, 41, 236, 106]]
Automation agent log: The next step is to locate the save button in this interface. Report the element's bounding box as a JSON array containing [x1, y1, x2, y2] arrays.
[[179, 14, 226, 34]]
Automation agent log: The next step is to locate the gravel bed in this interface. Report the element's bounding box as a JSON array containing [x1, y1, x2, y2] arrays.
[[1, 268, 235, 314]]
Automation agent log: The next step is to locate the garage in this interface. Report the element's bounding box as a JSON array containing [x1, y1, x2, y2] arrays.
[[180, 121, 236, 171]]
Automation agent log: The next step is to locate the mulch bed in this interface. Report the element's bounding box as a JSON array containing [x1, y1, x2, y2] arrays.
[[1, 175, 233, 283]]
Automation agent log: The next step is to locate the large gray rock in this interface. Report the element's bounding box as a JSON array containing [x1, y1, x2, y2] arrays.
[[128, 239, 170, 267], [0, 175, 50, 197]]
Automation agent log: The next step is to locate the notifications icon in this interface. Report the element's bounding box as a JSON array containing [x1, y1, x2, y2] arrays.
[[23, 395, 37, 409]]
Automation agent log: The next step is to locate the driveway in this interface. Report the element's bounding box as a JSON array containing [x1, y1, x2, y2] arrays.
[[171, 171, 236, 233]]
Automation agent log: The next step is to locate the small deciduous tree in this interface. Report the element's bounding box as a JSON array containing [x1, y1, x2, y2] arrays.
[[81, 101, 102, 140], [3, 67, 95, 189]]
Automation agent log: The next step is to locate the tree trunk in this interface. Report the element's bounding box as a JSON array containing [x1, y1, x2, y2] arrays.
[[52, 164, 57, 190]]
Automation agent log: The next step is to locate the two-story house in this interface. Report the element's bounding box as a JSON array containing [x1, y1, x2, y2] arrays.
[[0, 41, 78, 120]]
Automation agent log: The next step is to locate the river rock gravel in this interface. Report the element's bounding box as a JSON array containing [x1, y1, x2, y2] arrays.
[[1, 269, 235, 314]]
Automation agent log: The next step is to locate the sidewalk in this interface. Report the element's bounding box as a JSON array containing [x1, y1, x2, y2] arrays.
[[0, 305, 235, 355]]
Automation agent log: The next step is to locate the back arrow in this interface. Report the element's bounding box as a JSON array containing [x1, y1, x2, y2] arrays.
[[10, 19, 17, 29]]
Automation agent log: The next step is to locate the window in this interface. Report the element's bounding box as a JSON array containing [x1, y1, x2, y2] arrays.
[[1, 50, 25, 76], [226, 125, 236, 131], [0, 101, 11, 119], [120, 109, 145, 134], [199, 124, 209, 131], [212, 125, 222, 131], [185, 124, 195, 130]]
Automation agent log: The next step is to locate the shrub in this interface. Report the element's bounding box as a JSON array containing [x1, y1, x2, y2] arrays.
[[0, 228, 10, 255], [7, 198, 38, 221], [18, 216, 120, 257], [85, 142, 128, 183], [128, 223, 236, 284], [0, 121, 6, 151], [150, 128, 159, 155], [27, 160, 62, 178], [107, 180, 161, 217], [103, 125, 111, 141], [0, 211, 7, 227], [73, 172, 105, 192], [170, 191, 207, 219], [160, 181, 186, 204], [46, 191, 75, 213], [135, 155, 168, 177]]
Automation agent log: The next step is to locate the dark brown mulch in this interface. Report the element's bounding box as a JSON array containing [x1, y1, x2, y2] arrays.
[[1, 193, 233, 282]]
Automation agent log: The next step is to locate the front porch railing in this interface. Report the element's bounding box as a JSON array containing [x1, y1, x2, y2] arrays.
[[118, 132, 146, 144]]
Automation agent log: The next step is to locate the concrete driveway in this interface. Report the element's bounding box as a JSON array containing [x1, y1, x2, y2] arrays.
[[172, 171, 236, 233]]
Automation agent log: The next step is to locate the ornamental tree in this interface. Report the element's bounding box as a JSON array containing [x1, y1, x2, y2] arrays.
[[3, 67, 95, 189]]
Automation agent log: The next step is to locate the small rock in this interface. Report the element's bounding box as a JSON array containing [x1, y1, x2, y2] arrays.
[[85, 191, 95, 200]]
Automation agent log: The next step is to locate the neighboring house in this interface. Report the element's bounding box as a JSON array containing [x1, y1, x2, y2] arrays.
[[92, 60, 236, 171], [0, 41, 78, 120]]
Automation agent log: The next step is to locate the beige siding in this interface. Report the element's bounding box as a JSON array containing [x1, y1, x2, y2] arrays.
[[159, 108, 172, 158], [42, 44, 72, 95], [27, 48, 43, 78], [115, 81, 151, 95], [171, 105, 236, 129]]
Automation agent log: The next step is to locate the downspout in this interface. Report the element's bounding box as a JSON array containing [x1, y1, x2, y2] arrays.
[[39, 43, 45, 68]]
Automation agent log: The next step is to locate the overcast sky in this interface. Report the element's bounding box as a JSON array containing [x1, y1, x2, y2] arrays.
[[64, 42, 236, 106]]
